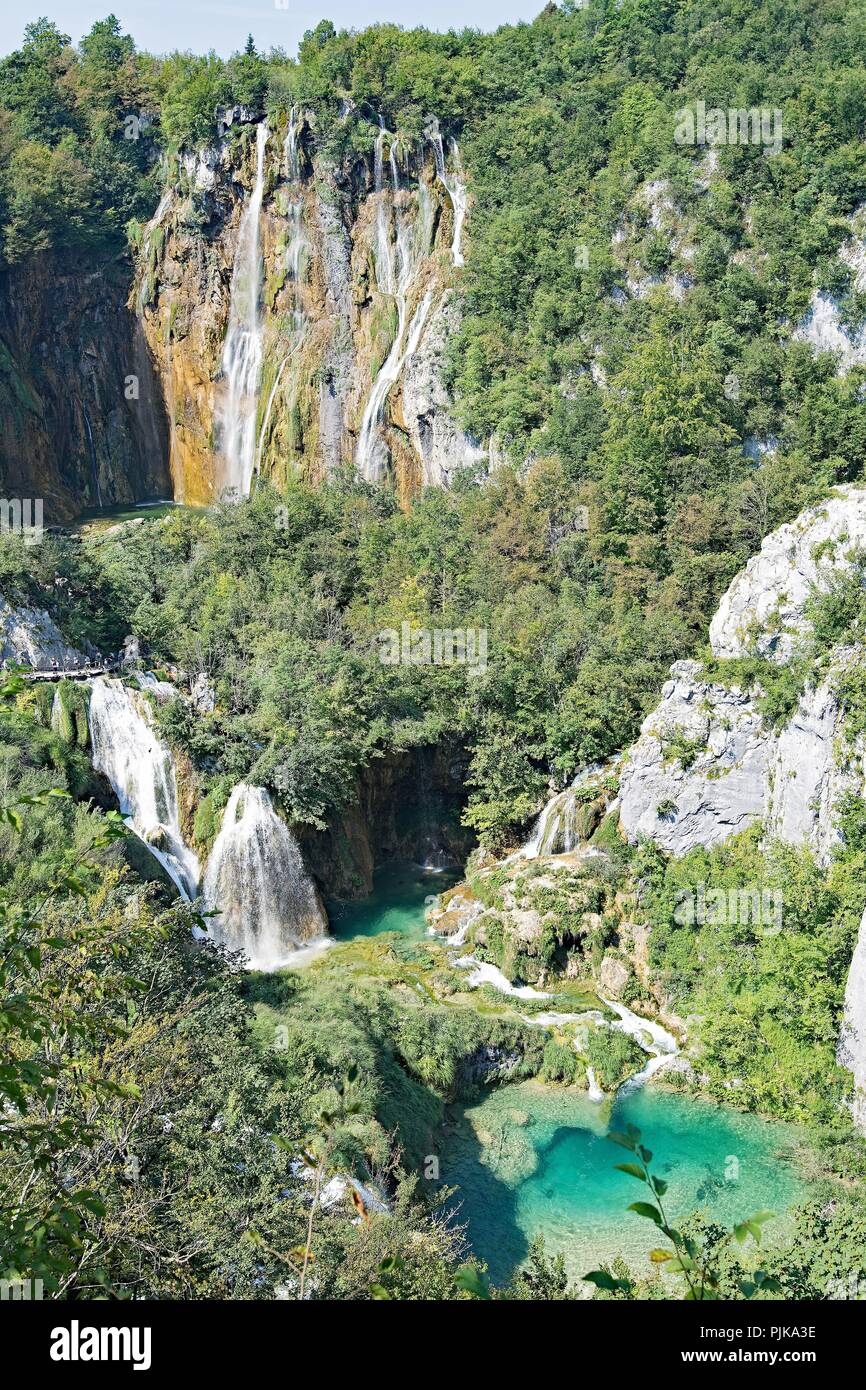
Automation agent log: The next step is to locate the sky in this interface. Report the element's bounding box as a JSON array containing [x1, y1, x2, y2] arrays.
[[0, 1, 543, 59]]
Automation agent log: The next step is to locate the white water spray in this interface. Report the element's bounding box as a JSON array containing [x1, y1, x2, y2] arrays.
[[217, 121, 269, 497], [430, 126, 468, 267], [355, 120, 435, 482], [88, 677, 200, 899], [255, 110, 309, 473], [202, 782, 327, 970]]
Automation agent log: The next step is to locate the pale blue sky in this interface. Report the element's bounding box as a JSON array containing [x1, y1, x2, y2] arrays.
[[1, 2, 543, 59]]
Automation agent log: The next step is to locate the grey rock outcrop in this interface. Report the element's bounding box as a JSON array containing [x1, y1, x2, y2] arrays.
[[619, 487, 866, 861], [0, 597, 92, 670], [618, 652, 862, 863], [709, 485, 866, 662], [400, 292, 488, 485]]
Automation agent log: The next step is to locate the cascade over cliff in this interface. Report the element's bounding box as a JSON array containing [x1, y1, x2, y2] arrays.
[[134, 109, 484, 504]]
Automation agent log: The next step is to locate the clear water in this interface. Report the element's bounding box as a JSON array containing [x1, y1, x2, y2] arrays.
[[72, 499, 186, 530], [441, 1080, 807, 1287], [327, 861, 462, 941]]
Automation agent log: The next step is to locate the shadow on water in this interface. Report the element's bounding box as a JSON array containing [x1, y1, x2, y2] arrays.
[[440, 1080, 808, 1286], [439, 1102, 531, 1284]]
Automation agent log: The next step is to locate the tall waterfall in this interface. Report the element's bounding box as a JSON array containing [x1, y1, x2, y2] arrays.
[[839, 904, 866, 1134], [217, 121, 269, 498], [256, 110, 309, 472], [201, 783, 327, 970], [88, 677, 200, 899], [430, 126, 468, 267], [356, 121, 432, 482]]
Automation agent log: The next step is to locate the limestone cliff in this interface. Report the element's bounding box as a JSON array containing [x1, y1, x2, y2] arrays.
[[133, 110, 484, 504], [0, 255, 171, 524], [618, 486, 866, 861]]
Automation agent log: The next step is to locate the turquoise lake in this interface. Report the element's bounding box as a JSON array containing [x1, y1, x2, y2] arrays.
[[441, 1079, 808, 1286], [326, 860, 462, 941], [325, 863, 808, 1288]]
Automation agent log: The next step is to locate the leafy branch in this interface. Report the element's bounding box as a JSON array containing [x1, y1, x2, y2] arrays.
[[584, 1124, 782, 1300]]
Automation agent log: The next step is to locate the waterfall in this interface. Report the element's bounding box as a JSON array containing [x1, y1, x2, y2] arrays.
[[452, 954, 552, 999], [839, 904, 866, 1133], [88, 677, 200, 899], [356, 291, 433, 482], [602, 998, 680, 1094], [284, 105, 300, 181], [524, 786, 583, 858], [586, 1066, 604, 1102], [216, 121, 269, 498], [430, 125, 468, 267], [255, 111, 309, 475], [355, 121, 432, 483], [201, 783, 327, 970], [82, 404, 102, 508]]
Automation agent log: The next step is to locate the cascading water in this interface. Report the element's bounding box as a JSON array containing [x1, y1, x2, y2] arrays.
[[521, 763, 612, 859], [603, 998, 680, 1094], [430, 124, 468, 267], [255, 110, 309, 473], [355, 121, 433, 483], [88, 677, 200, 899], [216, 121, 269, 498], [201, 782, 327, 970], [524, 785, 583, 858]]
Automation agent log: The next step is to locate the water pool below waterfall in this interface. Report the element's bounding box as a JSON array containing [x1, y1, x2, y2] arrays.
[[440, 1080, 808, 1286], [326, 861, 462, 941]]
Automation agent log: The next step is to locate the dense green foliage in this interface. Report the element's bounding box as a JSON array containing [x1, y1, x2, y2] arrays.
[[644, 826, 865, 1164], [4, 0, 866, 1301]]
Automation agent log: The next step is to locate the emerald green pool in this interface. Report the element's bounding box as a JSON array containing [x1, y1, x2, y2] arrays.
[[326, 861, 462, 941], [441, 1080, 807, 1287]]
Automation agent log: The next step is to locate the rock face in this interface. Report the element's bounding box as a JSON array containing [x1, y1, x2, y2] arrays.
[[838, 904, 866, 1132], [397, 292, 487, 486], [135, 111, 479, 504], [614, 485, 866, 1131], [617, 654, 861, 862], [709, 485, 866, 662], [0, 597, 93, 670], [620, 486, 866, 861], [794, 207, 866, 373], [299, 742, 472, 898], [0, 255, 171, 524]]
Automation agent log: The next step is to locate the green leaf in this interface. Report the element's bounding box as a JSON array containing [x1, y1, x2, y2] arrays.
[[628, 1202, 663, 1226], [454, 1263, 491, 1299], [584, 1269, 631, 1292], [369, 1284, 391, 1300], [614, 1162, 646, 1181], [607, 1130, 638, 1152]]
